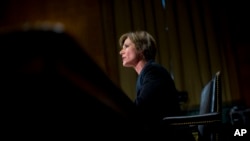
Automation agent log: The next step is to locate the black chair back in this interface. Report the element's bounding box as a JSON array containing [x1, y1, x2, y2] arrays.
[[198, 71, 222, 141], [200, 71, 221, 114]]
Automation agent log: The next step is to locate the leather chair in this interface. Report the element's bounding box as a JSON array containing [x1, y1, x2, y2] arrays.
[[162, 71, 222, 141]]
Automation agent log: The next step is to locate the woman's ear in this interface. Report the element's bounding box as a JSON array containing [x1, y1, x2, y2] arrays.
[[138, 51, 145, 60]]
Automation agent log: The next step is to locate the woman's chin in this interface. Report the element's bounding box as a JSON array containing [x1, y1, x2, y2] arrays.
[[123, 63, 132, 67]]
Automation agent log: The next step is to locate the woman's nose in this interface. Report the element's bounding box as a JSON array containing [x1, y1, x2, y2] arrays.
[[119, 49, 124, 55]]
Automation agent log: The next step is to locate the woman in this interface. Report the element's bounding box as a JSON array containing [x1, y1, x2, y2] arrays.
[[119, 31, 186, 139]]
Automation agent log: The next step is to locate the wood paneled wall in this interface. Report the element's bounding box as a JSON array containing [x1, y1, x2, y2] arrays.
[[0, 0, 108, 74], [1, 0, 249, 108]]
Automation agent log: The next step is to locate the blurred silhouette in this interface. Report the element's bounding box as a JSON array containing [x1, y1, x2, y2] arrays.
[[0, 25, 141, 140]]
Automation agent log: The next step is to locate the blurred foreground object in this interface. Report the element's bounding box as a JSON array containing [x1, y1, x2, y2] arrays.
[[0, 26, 141, 140]]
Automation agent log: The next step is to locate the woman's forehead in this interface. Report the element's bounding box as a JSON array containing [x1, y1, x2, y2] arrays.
[[124, 37, 133, 43]]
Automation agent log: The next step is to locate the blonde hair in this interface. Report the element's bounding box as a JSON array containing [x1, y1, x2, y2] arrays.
[[119, 31, 157, 61]]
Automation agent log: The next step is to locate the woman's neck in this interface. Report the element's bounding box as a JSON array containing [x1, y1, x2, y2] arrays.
[[134, 60, 147, 75]]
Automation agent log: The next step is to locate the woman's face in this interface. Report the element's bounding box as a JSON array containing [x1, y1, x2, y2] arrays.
[[119, 37, 141, 67]]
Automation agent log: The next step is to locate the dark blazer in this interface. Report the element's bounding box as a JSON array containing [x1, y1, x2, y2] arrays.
[[135, 60, 181, 128]]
